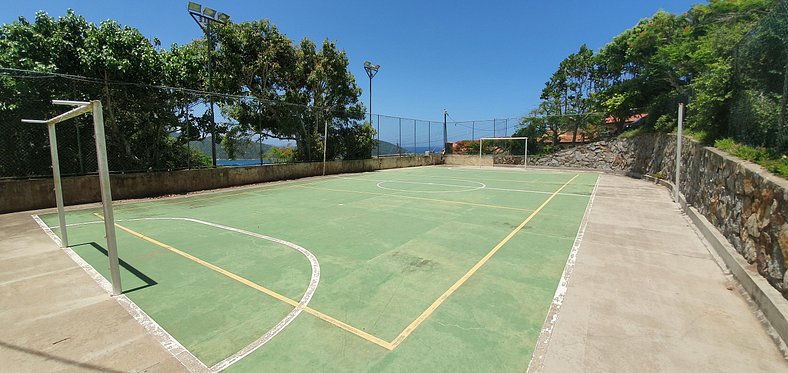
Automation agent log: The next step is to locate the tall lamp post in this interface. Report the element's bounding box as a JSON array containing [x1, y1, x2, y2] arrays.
[[443, 109, 448, 154], [363, 61, 380, 157], [188, 2, 230, 167]]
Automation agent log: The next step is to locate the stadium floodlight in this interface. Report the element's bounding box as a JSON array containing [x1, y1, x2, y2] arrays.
[[203, 7, 217, 18], [363, 61, 380, 156], [22, 100, 123, 296], [187, 2, 230, 167]]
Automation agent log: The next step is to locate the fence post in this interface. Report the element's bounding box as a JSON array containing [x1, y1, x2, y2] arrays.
[[75, 123, 85, 174], [427, 121, 431, 153], [675, 103, 684, 204]]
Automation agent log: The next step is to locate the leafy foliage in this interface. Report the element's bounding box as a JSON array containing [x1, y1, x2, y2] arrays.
[[591, 0, 779, 145], [715, 138, 788, 177], [214, 21, 368, 162], [0, 9, 372, 177], [0, 10, 210, 176], [526, 0, 784, 168]]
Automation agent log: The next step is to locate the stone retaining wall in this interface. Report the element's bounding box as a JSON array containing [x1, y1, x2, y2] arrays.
[[445, 155, 492, 167], [531, 134, 788, 298], [0, 155, 442, 214]]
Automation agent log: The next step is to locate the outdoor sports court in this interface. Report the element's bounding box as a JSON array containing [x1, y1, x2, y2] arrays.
[[34, 166, 599, 372]]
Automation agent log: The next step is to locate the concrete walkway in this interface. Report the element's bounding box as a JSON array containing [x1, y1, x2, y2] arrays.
[[535, 174, 787, 372], [1, 173, 786, 372], [0, 209, 185, 372]]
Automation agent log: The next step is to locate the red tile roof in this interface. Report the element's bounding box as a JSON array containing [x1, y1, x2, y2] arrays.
[[604, 113, 647, 124]]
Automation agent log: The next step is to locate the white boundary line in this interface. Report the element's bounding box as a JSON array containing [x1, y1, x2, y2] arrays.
[[32, 215, 208, 373], [376, 179, 486, 193], [32, 215, 322, 372], [526, 174, 601, 373], [335, 175, 588, 197]]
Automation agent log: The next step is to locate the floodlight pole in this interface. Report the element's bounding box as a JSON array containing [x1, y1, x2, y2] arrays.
[[322, 113, 328, 175], [207, 20, 217, 167], [364, 61, 379, 157], [443, 109, 448, 154], [189, 3, 230, 168]]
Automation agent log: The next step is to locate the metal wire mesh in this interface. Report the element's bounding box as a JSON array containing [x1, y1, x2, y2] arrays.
[[1, 69, 530, 179], [730, 0, 788, 153]]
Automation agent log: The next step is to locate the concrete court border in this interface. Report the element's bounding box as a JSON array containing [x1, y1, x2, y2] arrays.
[[645, 175, 788, 354], [523, 164, 788, 354]]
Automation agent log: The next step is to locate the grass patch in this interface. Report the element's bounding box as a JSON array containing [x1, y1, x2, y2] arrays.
[[714, 138, 788, 178], [618, 127, 653, 139]]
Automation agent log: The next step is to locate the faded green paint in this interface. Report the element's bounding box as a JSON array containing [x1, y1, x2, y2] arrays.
[[41, 167, 598, 371]]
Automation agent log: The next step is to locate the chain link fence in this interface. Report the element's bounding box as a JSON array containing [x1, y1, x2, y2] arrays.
[[730, 0, 787, 153], [1, 69, 530, 179], [369, 115, 520, 157]]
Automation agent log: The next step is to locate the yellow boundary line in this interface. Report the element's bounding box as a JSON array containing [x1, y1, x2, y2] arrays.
[[389, 173, 579, 347], [297, 185, 534, 212], [95, 173, 578, 352], [97, 213, 393, 350]]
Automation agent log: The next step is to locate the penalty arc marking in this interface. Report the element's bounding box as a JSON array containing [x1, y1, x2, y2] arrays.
[[39, 172, 581, 369], [73, 216, 323, 372]]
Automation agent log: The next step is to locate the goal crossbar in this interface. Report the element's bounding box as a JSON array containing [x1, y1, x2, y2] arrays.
[[478, 137, 528, 168]]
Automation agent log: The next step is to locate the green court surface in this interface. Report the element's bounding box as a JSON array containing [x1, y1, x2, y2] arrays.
[[38, 166, 599, 372]]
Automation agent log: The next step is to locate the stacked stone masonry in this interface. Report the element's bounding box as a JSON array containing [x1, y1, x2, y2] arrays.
[[530, 134, 788, 298]]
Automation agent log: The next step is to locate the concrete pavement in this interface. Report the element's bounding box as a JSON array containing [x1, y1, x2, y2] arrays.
[[534, 173, 787, 372], [0, 208, 186, 372]]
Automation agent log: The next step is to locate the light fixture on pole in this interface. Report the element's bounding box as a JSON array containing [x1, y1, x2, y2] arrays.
[[443, 109, 450, 154], [187, 2, 230, 167], [363, 61, 380, 157]]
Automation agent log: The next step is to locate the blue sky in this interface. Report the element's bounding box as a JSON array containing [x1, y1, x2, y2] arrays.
[[2, 1, 699, 123]]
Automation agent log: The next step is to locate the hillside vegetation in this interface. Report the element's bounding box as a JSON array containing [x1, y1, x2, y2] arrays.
[[515, 0, 786, 175]]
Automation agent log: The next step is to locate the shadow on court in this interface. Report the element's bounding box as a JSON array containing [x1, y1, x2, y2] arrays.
[[72, 242, 157, 294], [0, 340, 126, 373]]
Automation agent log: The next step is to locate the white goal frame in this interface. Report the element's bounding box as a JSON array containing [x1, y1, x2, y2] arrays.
[[478, 136, 528, 168], [23, 100, 122, 295]]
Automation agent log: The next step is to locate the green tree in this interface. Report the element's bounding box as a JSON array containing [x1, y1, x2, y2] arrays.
[[589, 0, 774, 142], [0, 10, 210, 177], [214, 20, 367, 162], [540, 45, 598, 147]]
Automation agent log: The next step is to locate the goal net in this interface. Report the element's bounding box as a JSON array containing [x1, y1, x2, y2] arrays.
[[478, 137, 528, 168]]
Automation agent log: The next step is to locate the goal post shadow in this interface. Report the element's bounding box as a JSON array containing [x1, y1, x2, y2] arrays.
[[22, 100, 123, 295]]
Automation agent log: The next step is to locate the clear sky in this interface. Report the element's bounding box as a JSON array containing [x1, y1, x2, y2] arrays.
[[1, 0, 700, 122]]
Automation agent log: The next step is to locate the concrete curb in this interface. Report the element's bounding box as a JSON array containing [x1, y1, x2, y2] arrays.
[[644, 175, 788, 348]]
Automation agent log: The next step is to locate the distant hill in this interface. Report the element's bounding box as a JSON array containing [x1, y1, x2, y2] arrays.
[[190, 137, 273, 159], [373, 140, 409, 155], [191, 138, 415, 159]]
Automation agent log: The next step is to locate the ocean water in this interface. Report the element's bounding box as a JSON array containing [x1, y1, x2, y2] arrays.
[[217, 159, 265, 167]]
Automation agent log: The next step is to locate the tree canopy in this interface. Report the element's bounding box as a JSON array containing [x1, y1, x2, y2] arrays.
[[0, 9, 371, 177], [522, 0, 784, 153]]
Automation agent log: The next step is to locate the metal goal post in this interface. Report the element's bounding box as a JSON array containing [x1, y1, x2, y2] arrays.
[[23, 100, 122, 295], [478, 136, 528, 168]]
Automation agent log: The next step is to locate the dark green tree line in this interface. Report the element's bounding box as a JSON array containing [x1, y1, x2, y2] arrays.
[[520, 0, 784, 154], [0, 9, 372, 177]]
